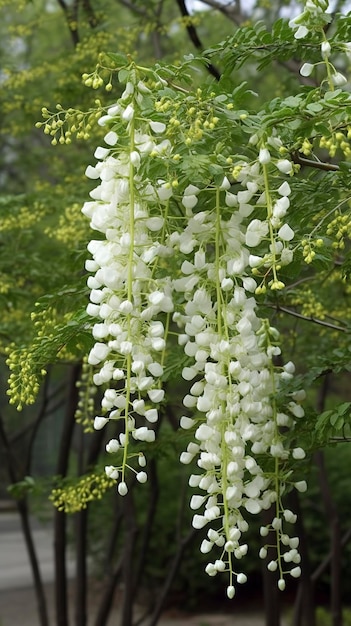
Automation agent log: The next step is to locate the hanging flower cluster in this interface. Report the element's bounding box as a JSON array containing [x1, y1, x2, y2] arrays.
[[82, 63, 307, 596], [291, 0, 349, 88], [82, 75, 174, 493]]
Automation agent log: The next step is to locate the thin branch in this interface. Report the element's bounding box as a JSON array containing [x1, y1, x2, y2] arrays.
[[176, 0, 221, 80], [312, 527, 351, 582], [81, 0, 99, 28], [292, 151, 340, 172], [270, 304, 349, 333], [56, 0, 80, 46], [118, 0, 147, 17], [192, 0, 243, 25]]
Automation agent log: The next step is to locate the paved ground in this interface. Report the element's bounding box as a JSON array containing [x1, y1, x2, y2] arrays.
[[0, 506, 278, 626]]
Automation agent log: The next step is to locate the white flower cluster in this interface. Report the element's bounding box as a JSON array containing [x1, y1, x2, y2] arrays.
[[174, 144, 305, 596], [289, 0, 329, 40], [290, 0, 348, 86], [82, 78, 174, 493], [82, 71, 306, 595]]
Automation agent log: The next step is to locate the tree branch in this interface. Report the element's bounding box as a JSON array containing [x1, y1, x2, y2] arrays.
[[192, 0, 243, 25], [292, 151, 340, 172], [270, 304, 349, 333], [175, 0, 221, 80], [118, 0, 147, 17], [56, 0, 80, 47]]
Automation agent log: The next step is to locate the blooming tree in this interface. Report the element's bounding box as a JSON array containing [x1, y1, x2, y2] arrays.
[[5, 0, 351, 608]]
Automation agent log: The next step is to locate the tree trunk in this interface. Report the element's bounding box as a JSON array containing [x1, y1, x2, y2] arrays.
[[0, 415, 49, 626], [315, 450, 342, 626], [54, 364, 81, 626], [314, 373, 342, 626], [119, 490, 139, 626]]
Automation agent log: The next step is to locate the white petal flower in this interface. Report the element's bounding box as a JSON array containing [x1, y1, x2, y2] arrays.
[[294, 25, 309, 39], [94, 416, 109, 430], [292, 447, 306, 459], [85, 165, 100, 179], [332, 72, 347, 86], [118, 482, 128, 496], [321, 41, 331, 58], [149, 121, 166, 133], [105, 465, 119, 479], [180, 416, 195, 429], [294, 480, 307, 493], [145, 408, 158, 423], [192, 514, 208, 529], [106, 439, 120, 453], [278, 181, 291, 196], [182, 194, 198, 210], [259, 147, 271, 164], [122, 104, 134, 121], [276, 159, 292, 174], [136, 471, 148, 483], [104, 131, 118, 146], [157, 184, 173, 201], [147, 388, 165, 403], [278, 223, 294, 241], [245, 219, 269, 247], [300, 63, 314, 77]]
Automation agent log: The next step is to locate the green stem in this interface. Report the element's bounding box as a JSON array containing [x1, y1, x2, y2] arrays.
[[122, 115, 136, 481], [262, 161, 279, 284]]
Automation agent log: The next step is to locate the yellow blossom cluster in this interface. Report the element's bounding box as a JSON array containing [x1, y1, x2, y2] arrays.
[[44, 203, 89, 245], [75, 358, 97, 433], [326, 211, 351, 249], [6, 345, 44, 411], [6, 306, 79, 410], [36, 102, 103, 145], [290, 288, 326, 320], [0, 203, 45, 232], [50, 472, 115, 513], [301, 236, 324, 263], [320, 130, 351, 158]]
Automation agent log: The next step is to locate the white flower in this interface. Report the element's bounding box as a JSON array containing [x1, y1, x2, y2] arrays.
[[192, 514, 208, 529], [149, 120, 166, 133], [290, 567, 301, 578], [300, 63, 314, 77], [106, 439, 120, 453], [136, 471, 148, 483], [147, 388, 165, 403], [292, 447, 306, 459], [278, 181, 291, 196], [104, 131, 118, 146], [157, 183, 173, 201], [88, 343, 110, 365], [182, 194, 198, 210], [332, 72, 347, 86], [294, 25, 309, 39], [118, 482, 128, 496], [122, 104, 134, 121], [180, 416, 195, 429], [105, 465, 119, 479], [259, 147, 271, 164], [245, 219, 269, 247], [321, 41, 331, 58], [278, 223, 294, 241], [276, 160, 292, 175], [294, 480, 307, 493], [94, 416, 109, 430]]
